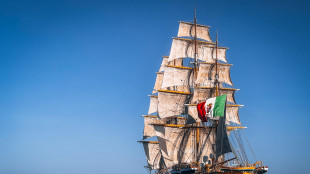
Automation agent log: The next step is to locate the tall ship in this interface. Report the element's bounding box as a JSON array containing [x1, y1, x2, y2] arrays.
[[138, 10, 268, 174]]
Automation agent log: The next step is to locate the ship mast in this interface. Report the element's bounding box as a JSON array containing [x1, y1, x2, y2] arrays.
[[193, 6, 200, 164], [194, 8, 198, 67], [215, 32, 219, 97]]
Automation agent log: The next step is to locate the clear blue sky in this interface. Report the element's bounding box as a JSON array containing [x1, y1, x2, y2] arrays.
[[0, 0, 309, 174]]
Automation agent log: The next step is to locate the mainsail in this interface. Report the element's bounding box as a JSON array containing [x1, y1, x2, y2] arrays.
[[154, 126, 195, 168], [139, 18, 248, 172]]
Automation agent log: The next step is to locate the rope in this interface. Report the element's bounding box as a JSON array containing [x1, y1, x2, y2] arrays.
[[232, 130, 248, 164], [242, 130, 257, 162], [236, 130, 249, 163], [230, 131, 245, 165], [229, 134, 243, 165]]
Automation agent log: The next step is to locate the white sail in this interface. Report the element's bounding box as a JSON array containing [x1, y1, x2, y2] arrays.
[[154, 126, 195, 168], [169, 58, 183, 66], [178, 129, 195, 164], [226, 105, 241, 125], [159, 56, 169, 72], [218, 88, 236, 104], [148, 95, 158, 115], [216, 48, 227, 63], [143, 116, 162, 138], [168, 38, 227, 63], [158, 91, 189, 119], [152, 73, 164, 94], [161, 66, 193, 89], [169, 39, 190, 61], [142, 141, 162, 170], [197, 128, 216, 164], [187, 105, 200, 122], [144, 114, 181, 138], [191, 88, 213, 104], [175, 86, 191, 93], [191, 87, 236, 104], [177, 21, 212, 42], [196, 63, 233, 86]]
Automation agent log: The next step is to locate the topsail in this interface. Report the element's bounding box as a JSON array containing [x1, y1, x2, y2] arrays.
[[168, 38, 228, 63]]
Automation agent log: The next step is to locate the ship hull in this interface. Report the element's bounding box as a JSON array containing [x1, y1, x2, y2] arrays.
[[217, 172, 254, 174], [169, 171, 257, 174], [170, 168, 197, 174], [220, 166, 255, 172], [180, 168, 197, 174]]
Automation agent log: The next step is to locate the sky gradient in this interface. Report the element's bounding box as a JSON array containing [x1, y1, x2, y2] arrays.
[[0, 0, 309, 174]]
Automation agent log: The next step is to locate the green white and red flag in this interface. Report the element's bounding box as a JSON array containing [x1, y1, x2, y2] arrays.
[[197, 95, 227, 122]]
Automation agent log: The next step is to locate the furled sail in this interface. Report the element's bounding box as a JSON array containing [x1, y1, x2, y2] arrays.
[[142, 141, 162, 170], [177, 21, 212, 42], [161, 66, 193, 89], [168, 38, 227, 63], [154, 126, 195, 168], [157, 91, 190, 119], [153, 73, 164, 94], [196, 63, 233, 86]]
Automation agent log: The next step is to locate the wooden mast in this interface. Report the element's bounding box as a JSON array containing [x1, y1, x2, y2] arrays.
[[215, 32, 219, 97], [193, 5, 200, 164]]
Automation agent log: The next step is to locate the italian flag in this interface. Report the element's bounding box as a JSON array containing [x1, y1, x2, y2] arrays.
[[197, 95, 227, 122]]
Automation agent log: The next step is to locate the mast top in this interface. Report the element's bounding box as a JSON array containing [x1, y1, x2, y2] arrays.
[[194, 3, 197, 22]]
